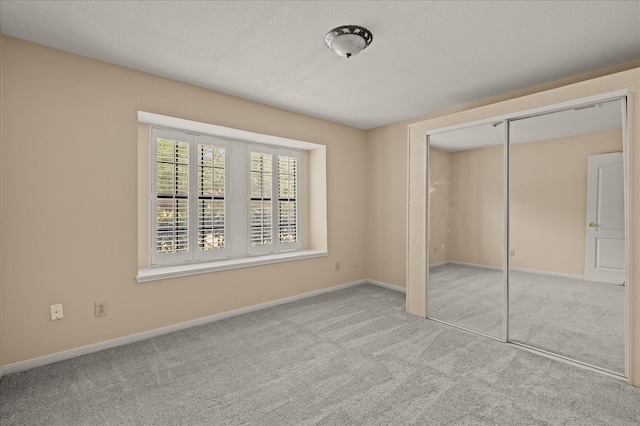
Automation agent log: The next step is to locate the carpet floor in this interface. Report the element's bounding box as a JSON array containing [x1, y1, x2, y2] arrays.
[[1, 284, 639, 425], [428, 263, 625, 375]]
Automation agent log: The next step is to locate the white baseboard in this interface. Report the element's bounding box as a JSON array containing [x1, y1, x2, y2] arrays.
[[446, 261, 502, 271], [510, 266, 584, 280], [432, 261, 584, 280], [2, 279, 373, 376], [367, 279, 406, 293]]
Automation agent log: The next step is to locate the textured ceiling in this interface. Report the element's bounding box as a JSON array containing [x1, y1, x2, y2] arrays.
[[1, 1, 639, 129]]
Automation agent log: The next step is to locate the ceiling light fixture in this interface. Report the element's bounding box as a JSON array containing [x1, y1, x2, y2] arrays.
[[325, 25, 373, 58]]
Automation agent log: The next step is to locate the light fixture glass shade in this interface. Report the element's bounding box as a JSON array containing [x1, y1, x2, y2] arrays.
[[325, 25, 372, 58]]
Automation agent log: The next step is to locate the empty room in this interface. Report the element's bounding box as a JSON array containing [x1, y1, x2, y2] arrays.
[[1, 1, 640, 424]]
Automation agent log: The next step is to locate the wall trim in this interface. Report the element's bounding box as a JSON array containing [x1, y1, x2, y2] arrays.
[[510, 266, 584, 281], [367, 279, 406, 293], [433, 260, 585, 281], [1, 279, 399, 376]]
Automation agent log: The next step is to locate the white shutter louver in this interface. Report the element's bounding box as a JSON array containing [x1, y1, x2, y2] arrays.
[[278, 154, 297, 244], [198, 144, 226, 251], [249, 151, 273, 248], [155, 137, 190, 254]]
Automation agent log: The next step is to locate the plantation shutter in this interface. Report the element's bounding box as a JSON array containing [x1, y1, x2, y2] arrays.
[[277, 153, 299, 250], [153, 130, 191, 264], [195, 136, 229, 261], [151, 129, 228, 265], [249, 148, 274, 254], [248, 146, 300, 255]]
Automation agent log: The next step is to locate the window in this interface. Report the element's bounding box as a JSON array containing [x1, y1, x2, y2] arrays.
[[248, 145, 301, 255], [151, 128, 229, 265], [150, 128, 300, 267]]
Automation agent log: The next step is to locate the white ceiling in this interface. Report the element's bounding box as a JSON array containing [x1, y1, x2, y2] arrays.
[[1, 1, 639, 130]]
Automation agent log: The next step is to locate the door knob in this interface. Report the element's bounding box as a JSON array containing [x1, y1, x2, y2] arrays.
[[588, 222, 597, 227]]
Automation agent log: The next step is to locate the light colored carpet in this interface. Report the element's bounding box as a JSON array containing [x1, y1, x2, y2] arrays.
[[2, 284, 639, 425], [428, 263, 625, 374]]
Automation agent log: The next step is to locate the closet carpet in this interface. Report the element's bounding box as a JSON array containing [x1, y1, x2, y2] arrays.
[[428, 263, 625, 374]]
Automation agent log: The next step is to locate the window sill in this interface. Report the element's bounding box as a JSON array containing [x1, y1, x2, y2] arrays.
[[136, 250, 328, 283]]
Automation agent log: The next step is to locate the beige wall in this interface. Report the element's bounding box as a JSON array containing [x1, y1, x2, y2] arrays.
[[429, 130, 623, 275], [449, 144, 505, 268], [510, 129, 622, 275], [407, 67, 640, 385], [364, 123, 407, 288], [427, 148, 451, 266], [0, 36, 368, 367]]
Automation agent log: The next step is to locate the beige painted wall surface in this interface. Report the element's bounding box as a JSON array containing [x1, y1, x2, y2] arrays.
[[407, 67, 640, 385], [429, 130, 623, 275], [449, 145, 504, 268], [510, 129, 623, 275], [0, 37, 368, 367], [427, 148, 451, 266], [365, 123, 407, 288]]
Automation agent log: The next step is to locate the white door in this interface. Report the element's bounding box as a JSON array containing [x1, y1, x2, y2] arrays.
[[584, 152, 625, 284]]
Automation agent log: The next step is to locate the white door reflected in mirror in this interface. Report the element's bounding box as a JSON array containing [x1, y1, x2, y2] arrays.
[[584, 152, 625, 284]]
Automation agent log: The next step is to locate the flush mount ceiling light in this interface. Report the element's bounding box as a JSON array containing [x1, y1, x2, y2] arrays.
[[325, 25, 373, 58]]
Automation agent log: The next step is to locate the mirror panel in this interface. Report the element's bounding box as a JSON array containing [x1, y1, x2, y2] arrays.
[[427, 122, 504, 339], [508, 99, 626, 374]]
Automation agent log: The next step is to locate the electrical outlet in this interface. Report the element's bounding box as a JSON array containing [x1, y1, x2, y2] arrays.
[[95, 301, 108, 317], [50, 303, 64, 320], [335, 261, 341, 272]]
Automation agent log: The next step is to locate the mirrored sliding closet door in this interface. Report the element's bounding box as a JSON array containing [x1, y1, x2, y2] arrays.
[[508, 98, 626, 375], [427, 94, 627, 376], [427, 122, 505, 340]]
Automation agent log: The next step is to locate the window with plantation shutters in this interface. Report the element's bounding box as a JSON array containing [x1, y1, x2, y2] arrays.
[[151, 128, 229, 265], [150, 127, 301, 267], [248, 146, 300, 255]]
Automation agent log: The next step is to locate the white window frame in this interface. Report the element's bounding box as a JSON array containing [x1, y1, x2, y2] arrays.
[[150, 129, 302, 267], [138, 112, 328, 283]]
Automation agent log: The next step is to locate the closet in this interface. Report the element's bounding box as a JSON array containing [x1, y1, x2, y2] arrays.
[[426, 94, 627, 376]]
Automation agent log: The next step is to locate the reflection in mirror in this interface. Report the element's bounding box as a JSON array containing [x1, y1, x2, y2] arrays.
[[427, 122, 504, 339], [508, 99, 626, 375]]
